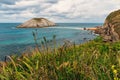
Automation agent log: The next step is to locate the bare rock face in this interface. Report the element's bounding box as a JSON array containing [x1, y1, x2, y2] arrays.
[[95, 9, 120, 42], [17, 18, 56, 28]]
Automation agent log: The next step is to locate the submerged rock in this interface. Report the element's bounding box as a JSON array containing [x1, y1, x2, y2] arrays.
[[17, 18, 56, 28], [95, 9, 120, 42]]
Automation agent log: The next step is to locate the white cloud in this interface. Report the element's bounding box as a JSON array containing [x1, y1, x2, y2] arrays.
[[0, 0, 120, 23], [45, 0, 120, 18], [2, 0, 42, 9]]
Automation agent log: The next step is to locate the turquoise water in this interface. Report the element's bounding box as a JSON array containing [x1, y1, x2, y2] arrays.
[[0, 23, 102, 60]]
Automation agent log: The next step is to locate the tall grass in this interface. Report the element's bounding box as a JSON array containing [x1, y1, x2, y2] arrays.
[[0, 35, 120, 80]]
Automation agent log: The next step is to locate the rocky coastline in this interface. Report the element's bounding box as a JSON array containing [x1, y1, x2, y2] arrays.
[[87, 9, 120, 42]]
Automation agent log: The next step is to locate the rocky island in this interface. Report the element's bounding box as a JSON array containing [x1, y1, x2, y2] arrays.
[[17, 18, 56, 28]]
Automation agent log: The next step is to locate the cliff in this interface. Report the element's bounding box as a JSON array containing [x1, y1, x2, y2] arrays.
[[95, 9, 120, 42]]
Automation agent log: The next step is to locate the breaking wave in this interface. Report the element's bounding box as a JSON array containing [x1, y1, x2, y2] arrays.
[[48, 27, 84, 30]]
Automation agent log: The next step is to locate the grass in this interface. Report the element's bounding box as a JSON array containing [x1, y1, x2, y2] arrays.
[[0, 36, 120, 80]]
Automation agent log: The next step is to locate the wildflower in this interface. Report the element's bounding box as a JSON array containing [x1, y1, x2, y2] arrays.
[[113, 70, 117, 74], [114, 77, 119, 80], [112, 65, 115, 70]]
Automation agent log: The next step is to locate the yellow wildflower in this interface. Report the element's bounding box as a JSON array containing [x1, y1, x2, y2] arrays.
[[113, 70, 117, 74], [114, 77, 119, 80], [112, 65, 115, 70]]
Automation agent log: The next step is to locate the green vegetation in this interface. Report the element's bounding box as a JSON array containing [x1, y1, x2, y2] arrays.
[[106, 9, 120, 23], [0, 36, 120, 80], [33, 18, 44, 21]]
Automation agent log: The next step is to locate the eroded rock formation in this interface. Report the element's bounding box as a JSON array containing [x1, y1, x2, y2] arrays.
[[17, 18, 56, 28], [95, 9, 120, 42]]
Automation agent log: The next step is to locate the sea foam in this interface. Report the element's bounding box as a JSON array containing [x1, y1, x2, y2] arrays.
[[48, 27, 84, 30]]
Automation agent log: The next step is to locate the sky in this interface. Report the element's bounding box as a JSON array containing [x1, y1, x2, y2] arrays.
[[0, 0, 120, 23]]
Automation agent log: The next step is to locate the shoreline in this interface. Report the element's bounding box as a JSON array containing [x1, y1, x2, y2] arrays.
[[86, 27, 97, 31]]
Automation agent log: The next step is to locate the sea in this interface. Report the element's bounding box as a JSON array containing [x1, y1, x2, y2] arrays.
[[0, 23, 102, 60]]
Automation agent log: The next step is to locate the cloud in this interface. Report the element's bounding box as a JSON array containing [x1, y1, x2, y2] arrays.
[[0, 0, 16, 5], [44, 0, 120, 21], [0, 0, 120, 22]]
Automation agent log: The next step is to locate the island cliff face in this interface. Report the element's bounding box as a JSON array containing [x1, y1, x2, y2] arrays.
[[17, 18, 56, 28], [95, 9, 120, 42]]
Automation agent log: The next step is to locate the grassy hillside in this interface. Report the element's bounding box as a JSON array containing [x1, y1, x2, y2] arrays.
[[0, 37, 120, 80]]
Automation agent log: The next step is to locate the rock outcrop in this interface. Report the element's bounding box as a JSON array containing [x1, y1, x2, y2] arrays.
[[95, 9, 120, 42], [17, 18, 56, 28]]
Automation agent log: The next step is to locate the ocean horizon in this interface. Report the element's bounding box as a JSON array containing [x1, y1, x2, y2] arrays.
[[0, 23, 102, 60]]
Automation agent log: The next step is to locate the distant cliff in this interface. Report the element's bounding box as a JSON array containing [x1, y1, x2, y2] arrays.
[[95, 9, 120, 42], [17, 18, 56, 28]]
